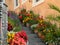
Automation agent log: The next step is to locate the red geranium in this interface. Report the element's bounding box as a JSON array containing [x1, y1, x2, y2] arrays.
[[8, 23, 13, 31], [11, 36, 26, 45], [15, 30, 28, 42], [19, 15, 22, 19], [26, 13, 30, 17]]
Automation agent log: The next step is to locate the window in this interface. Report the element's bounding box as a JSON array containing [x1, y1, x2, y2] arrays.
[[22, 0, 27, 4], [3, 0, 5, 3], [36, 0, 39, 2], [16, 0, 18, 6], [32, 0, 44, 7], [0, 0, 2, 2], [14, 0, 19, 9], [0, 0, 5, 3]]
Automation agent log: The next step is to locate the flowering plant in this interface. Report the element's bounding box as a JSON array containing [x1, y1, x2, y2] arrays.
[[15, 30, 28, 42], [8, 23, 13, 31], [7, 30, 28, 45], [7, 31, 15, 44], [11, 37, 26, 45], [19, 9, 31, 23]]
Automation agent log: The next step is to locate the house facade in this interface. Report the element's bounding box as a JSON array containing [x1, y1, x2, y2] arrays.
[[5, 0, 60, 17]]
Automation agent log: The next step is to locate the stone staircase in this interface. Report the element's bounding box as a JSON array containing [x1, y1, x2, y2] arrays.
[[9, 13, 46, 45], [22, 26, 46, 45]]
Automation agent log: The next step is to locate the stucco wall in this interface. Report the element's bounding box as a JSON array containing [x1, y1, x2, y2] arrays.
[[5, 0, 20, 14], [21, 0, 60, 17], [5, 0, 60, 17]]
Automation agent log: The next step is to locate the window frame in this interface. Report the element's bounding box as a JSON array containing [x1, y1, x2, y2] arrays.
[[32, 0, 44, 7], [14, 0, 20, 9], [3, 0, 5, 3], [22, 0, 27, 4]]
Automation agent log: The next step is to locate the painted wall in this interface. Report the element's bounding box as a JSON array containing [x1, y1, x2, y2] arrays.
[[21, 0, 60, 17], [5, 0, 20, 14], [5, 0, 60, 17]]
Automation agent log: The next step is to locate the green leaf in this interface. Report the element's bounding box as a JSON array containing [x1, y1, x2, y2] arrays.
[[48, 4, 60, 13]]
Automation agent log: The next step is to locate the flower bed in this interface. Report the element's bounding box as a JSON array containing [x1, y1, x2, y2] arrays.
[[19, 9, 60, 45]]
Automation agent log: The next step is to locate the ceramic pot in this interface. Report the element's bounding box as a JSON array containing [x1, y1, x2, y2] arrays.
[[34, 29, 38, 34]]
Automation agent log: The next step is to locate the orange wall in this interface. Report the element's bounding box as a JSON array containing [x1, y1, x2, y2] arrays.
[[21, 0, 60, 17], [6, 0, 60, 17], [5, 0, 21, 14]]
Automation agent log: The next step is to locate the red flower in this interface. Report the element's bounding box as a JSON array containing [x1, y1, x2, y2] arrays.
[[15, 30, 28, 42], [11, 37, 26, 45], [26, 13, 30, 16], [19, 15, 22, 19], [20, 30, 28, 42], [9, 30, 28, 45], [8, 23, 13, 31], [39, 16, 43, 20]]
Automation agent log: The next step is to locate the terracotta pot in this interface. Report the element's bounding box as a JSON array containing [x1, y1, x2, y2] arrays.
[[37, 32, 45, 40], [48, 43, 55, 45], [26, 23, 30, 27], [37, 32, 42, 38], [41, 35, 45, 40], [34, 29, 38, 33]]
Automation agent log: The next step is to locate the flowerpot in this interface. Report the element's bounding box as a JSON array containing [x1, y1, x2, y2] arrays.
[[41, 35, 45, 40], [37, 32, 45, 40], [34, 29, 38, 34], [37, 32, 42, 38], [26, 23, 30, 27]]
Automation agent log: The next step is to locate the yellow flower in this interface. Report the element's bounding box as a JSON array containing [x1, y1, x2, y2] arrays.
[[7, 38, 12, 43], [23, 20, 24, 23], [43, 30, 46, 32], [40, 20, 43, 23], [7, 32, 11, 37], [11, 33, 15, 38], [48, 30, 50, 32]]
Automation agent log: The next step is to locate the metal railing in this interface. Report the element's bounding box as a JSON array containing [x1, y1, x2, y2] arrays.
[[0, 2, 8, 45]]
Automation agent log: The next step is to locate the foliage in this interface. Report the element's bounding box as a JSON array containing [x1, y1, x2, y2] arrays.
[[49, 4, 60, 13], [8, 17, 22, 32], [28, 19, 38, 25], [19, 9, 60, 44], [45, 32, 56, 43], [46, 15, 57, 21], [55, 28, 60, 37]]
